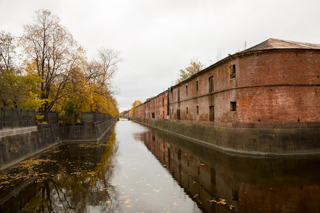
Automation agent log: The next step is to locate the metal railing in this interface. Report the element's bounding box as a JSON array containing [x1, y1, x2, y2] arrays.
[[81, 112, 112, 123], [0, 107, 36, 130]]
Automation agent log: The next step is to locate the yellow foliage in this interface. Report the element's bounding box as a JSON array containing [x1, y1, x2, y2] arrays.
[[131, 100, 141, 114]]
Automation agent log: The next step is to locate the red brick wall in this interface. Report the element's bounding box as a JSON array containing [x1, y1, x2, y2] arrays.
[[130, 49, 320, 125]]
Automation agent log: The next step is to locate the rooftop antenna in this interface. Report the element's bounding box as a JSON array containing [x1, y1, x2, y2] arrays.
[[245, 41, 247, 50]]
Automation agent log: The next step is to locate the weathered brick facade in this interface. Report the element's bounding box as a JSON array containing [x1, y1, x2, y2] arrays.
[[131, 39, 320, 127]]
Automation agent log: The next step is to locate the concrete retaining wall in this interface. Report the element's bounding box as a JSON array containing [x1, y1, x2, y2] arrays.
[[60, 119, 115, 142], [132, 118, 320, 156], [0, 124, 60, 170], [0, 118, 116, 170]]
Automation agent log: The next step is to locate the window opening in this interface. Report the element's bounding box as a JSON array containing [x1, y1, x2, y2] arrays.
[[197, 106, 199, 114], [230, 102, 237, 111], [196, 81, 198, 91], [210, 106, 215, 121], [229, 64, 236, 79], [209, 76, 214, 93]]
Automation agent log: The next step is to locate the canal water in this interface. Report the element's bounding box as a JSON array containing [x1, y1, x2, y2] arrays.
[[1, 119, 320, 212]]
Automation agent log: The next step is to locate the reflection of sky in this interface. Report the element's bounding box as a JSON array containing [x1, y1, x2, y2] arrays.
[[105, 119, 200, 212]]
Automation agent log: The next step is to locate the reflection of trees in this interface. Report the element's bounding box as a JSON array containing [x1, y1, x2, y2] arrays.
[[0, 128, 121, 213]]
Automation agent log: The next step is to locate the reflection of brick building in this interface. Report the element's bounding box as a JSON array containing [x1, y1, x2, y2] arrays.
[[139, 128, 320, 213], [130, 39, 320, 126]]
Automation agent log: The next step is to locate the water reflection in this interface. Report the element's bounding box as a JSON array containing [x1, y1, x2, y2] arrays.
[[0, 128, 120, 213], [1, 120, 320, 212], [136, 128, 320, 213]]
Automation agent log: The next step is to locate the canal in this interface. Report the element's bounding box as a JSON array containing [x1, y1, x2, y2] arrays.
[[1, 119, 320, 212]]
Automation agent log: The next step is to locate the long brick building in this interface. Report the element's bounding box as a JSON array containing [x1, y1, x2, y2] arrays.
[[131, 38, 320, 127]]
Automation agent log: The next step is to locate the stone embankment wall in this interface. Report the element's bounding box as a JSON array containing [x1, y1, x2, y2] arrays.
[[60, 119, 115, 142], [0, 118, 116, 170], [132, 117, 320, 156], [0, 124, 60, 170]]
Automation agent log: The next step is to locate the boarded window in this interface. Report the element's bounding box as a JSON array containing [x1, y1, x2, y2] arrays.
[[177, 109, 181, 120], [196, 81, 198, 91], [209, 76, 214, 93], [230, 102, 236, 111], [229, 65, 236, 79]]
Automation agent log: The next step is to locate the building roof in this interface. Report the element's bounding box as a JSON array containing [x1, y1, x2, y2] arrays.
[[242, 38, 320, 53]]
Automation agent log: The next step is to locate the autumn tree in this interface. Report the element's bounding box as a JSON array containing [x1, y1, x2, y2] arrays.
[[0, 9, 121, 120], [53, 47, 121, 121], [85, 47, 122, 114], [131, 100, 142, 115], [0, 71, 43, 108], [176, 58, 203, 84], [20, 9, 86, 112], [0, 31, 16, 73]]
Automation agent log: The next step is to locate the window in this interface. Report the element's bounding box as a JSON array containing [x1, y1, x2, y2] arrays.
[[152, 112, 155, 118], [186, 107, 188, 114], [210, 106, 214, 121], [196, 81, 198, 91], [178, 90, 180, 102], [162, 98, 164, 106], [186, 85, 188, 95], [197, 106, 199, 114], [209, 76, 214, 93], [230, 102, 236, 111], [229, 65, 236, 79]]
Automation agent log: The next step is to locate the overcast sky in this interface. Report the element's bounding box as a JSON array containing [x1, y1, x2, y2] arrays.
[[1, 0, 320, 112]]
